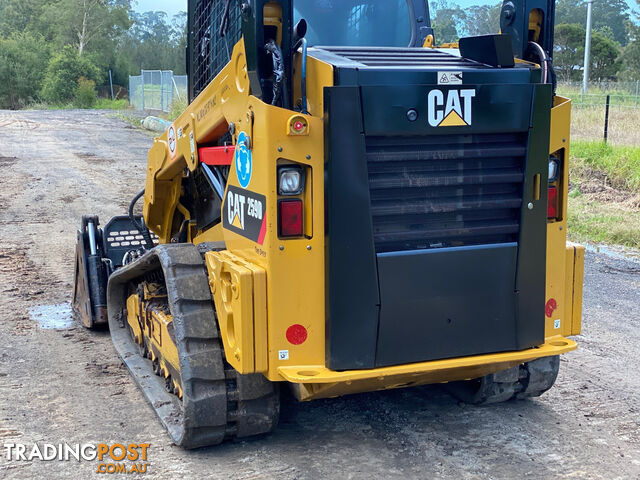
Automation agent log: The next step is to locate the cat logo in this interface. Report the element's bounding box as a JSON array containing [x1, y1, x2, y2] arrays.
[[223, 185, 268, 245], [427, 89, 476, 127]]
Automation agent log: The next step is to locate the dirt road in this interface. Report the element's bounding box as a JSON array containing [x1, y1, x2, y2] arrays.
[[0, 110, 639, 479]]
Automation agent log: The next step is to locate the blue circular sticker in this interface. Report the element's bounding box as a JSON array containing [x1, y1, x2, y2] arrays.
[[235, 132, 252, 188]]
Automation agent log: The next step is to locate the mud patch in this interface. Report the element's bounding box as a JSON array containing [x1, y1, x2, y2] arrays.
[[29, 303, 74, 329], [60, 194, 79, 204], [76, 152, 108, 165], [0, 247, 62, 306], [0, 156, 18, 166]]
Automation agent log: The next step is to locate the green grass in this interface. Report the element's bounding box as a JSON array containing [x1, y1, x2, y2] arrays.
[[567, 141, 640, 249], [568, 197, 640, 248], [95, 98, 129, 110], [166, 98, 188, 121], [571, 140, 640, 191], [27, 98, 129, 111]]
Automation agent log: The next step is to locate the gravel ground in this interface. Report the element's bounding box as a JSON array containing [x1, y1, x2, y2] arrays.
[[0, 110, 639, 479]]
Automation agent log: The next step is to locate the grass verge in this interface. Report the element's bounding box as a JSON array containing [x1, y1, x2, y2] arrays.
[[568, 140, 640, 248], [26, 98, 129, 110], [569, 106, 640, 147]]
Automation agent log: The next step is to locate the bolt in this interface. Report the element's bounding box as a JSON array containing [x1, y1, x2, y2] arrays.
[[527, 202, 534, 210], [279, 245, 285, 251], [307, 245, 312, 251], [278, 147, 283, 152], [306, 155, 311, 160], [407, 109, 419, 122]]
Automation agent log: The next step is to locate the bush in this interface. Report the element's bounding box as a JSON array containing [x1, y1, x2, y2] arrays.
[[0, 33, 50, 109], [167, 98, 187, 121], [41, 46, 100, 104], [73, 77, 97, 108]]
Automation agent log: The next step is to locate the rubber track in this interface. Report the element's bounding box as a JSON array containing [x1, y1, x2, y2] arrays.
[[445, 355, 561, 405], [107, 244, 279, 449]]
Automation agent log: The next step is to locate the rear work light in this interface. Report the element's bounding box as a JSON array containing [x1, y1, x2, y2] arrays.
[[278, 165, 305, 196], [548, 186, 559, 219], [279, 200, 303, 237]]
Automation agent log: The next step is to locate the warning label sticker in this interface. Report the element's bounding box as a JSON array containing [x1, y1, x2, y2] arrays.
[[438, 71, 463, 85]]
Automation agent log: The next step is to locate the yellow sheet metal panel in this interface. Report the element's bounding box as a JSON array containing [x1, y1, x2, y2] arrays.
[[563, 245, 576, 337], [205, 251, 256, 374], [290, 360, 524, 401], [546, 224, 569, 337], [571, 244, 585, 335], [545, 96, 574, 338], [280, 336, 576, 386], [213, 97, 327, 381], [126, 294, 142, 344]]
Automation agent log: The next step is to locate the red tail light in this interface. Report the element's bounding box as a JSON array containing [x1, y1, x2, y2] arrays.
[[279, 200, 303, 237], [548, 186, 558, 219]]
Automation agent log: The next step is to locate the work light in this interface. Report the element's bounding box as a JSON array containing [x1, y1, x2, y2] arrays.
[[278, 166, 305, 195], [548, 157, 560, 183]]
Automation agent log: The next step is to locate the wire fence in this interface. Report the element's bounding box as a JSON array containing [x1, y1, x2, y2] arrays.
[[128, 70, 188, 112], [558, 81, 640, 109]]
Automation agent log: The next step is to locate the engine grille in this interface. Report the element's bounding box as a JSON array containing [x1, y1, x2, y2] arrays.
[[316, 46, 491, 68], [366, 133, 529, 253], [189, 0, 242, 101]]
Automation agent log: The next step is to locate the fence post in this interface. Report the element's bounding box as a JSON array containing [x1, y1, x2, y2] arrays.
[[604, 94, 610, 144], [109, 70, 114, 101], [636, 80, 639, 108], [141, 70, 145, 110], [160, 72, 164, 112]]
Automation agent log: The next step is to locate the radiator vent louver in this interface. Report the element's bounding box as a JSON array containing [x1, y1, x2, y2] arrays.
[[316, 46, 491, 68], [366, 133, 529, 253]]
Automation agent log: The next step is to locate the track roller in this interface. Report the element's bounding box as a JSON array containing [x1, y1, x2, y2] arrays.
[[107, 243, 279, 449]]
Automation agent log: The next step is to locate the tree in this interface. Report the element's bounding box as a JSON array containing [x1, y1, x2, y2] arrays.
[[39, 0, 132, 56], [461, 3, 502, 37], [431, 0, 467, 44], [41, 45, 100, 103], [114, 10, 187, 80], [0, 0, 48, 37], [618, 3, 640, 80], [556, 0, 630, 46], [590, 31, 622, 80], [554, 23, 585, 82], [0, 32, 50, 108]]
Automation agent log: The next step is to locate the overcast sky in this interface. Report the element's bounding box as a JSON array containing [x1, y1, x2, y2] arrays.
[[134, 0, 186, 17]]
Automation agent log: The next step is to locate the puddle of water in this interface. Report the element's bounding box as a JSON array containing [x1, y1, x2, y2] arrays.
[[29, 303, 75, 330]]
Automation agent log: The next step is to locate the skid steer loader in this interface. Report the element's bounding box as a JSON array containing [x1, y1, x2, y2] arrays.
[[73, 0, 585, 448]]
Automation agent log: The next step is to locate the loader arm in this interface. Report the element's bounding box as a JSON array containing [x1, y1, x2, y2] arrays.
[[144, 41, 250, 244]]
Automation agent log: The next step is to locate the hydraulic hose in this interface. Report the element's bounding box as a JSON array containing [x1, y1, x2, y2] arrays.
[[528, 41, 550, 85], [128, 189, 154, 249], [300, 38, 309, 114], [265, 40, 285, 106]]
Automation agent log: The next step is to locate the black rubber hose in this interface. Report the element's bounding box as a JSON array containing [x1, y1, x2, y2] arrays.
[[265, 40, 285, 106], [219, 0, 233, 38], [128, 189, 155, 249]]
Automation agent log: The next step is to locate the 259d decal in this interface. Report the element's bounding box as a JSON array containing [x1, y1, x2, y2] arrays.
[[223, 185, 267, 245]]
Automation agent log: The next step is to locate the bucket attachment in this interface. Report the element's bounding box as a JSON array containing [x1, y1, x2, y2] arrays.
[[72, 215, 109, 329]]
